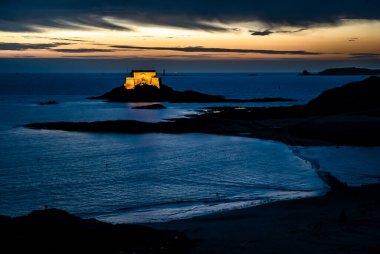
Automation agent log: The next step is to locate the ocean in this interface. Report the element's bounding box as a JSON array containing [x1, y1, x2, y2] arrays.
[[1, 73, 379, 223]]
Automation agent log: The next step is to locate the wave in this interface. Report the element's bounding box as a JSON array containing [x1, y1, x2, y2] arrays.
[[292, 147, 321, 171]]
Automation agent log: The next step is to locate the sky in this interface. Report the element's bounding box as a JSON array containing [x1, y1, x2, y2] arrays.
[[0, 0, 379, 72]]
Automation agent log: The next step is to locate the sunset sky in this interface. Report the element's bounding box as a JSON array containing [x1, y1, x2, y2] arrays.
[[0, 0, 379, 72]]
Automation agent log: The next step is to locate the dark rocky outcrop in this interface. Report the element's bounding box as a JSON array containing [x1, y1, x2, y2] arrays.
[[0, 208, 190, 254], [133, 103, 167, 109], [299, 69, 312, 76], [317, 67, 380, 76], [90, 84, 224, 103], [89, 84, 295, 103], [39, 100, 58, 105], [307, 76, 380, 114]]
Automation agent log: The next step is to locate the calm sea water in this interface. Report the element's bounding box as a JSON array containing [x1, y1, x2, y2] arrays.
[[0, 73, 379, 223]]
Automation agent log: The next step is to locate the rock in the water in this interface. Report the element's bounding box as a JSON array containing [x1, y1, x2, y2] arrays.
[[89, 83, 295, 103], [299, 69, 312, 76], [133, 103, 166, 109], [39, 100, 58, 105]]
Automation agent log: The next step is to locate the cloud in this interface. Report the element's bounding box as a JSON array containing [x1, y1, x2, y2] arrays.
[[112, 45, 321, 55], [348, 37, 359, 42], [350, 53, 380, 58], [22, 35, 93, 43], [0, 1, 380, 32], [0, 42, 70, 50], [250, 30, 273, 36], [277, 28, 307, 34], [52, 48, 114, 53], [250, 28, 307, 36]]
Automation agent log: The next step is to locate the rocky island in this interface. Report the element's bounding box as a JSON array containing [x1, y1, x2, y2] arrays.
[[89, 70, 295, 103], [27, 76, 380, 146]]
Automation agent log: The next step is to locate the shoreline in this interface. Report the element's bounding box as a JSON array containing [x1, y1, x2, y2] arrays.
[[98, 144, 331, 225]]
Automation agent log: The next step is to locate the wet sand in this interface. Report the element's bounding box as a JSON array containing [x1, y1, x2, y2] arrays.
[[151, 184, 380, 253]]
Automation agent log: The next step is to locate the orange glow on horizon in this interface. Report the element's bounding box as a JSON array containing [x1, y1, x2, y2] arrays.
[[0, 20, 379, 60]]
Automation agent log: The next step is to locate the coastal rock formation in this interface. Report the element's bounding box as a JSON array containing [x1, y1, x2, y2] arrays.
[[91, 84, 225, 103], [26, 76, 380, 146], [133, 103, 167, 109], [307, 76, 380, 114], [90, 84, 295, 103], [0, 208, 189, 254]]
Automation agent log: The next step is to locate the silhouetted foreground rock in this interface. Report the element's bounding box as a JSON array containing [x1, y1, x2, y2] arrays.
[[89, 84, 295, 103], [133, 103, 167, 109], [26, 77, 380, 146], [0, 208, 190, 254]]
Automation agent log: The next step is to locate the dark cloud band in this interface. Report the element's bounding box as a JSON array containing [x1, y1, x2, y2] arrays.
[[0, 0, 379, 32], [52, 48, 114, 53], [0, 42, 321, 55], [0, 42, 69, 50], [112, 45, 321, 55]]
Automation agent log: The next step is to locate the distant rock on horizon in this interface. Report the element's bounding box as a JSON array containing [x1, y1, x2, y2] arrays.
[[299, 69, 312, 76], [39, 100, 58, 105], [317, 67, 380, 76]]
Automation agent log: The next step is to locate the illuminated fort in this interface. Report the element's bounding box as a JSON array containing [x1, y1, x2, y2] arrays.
[[124, 70, 161, 89]]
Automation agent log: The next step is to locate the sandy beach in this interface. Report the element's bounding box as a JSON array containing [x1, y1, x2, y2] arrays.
[[2, 183, 379, 253], [152, 184, 380, 253]]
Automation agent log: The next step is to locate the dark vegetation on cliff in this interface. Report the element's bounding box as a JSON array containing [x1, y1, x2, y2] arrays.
[[27, 76, 380, 146]]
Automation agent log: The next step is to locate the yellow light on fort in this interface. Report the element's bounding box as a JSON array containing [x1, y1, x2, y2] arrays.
[[124, 70, 161, 89]]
